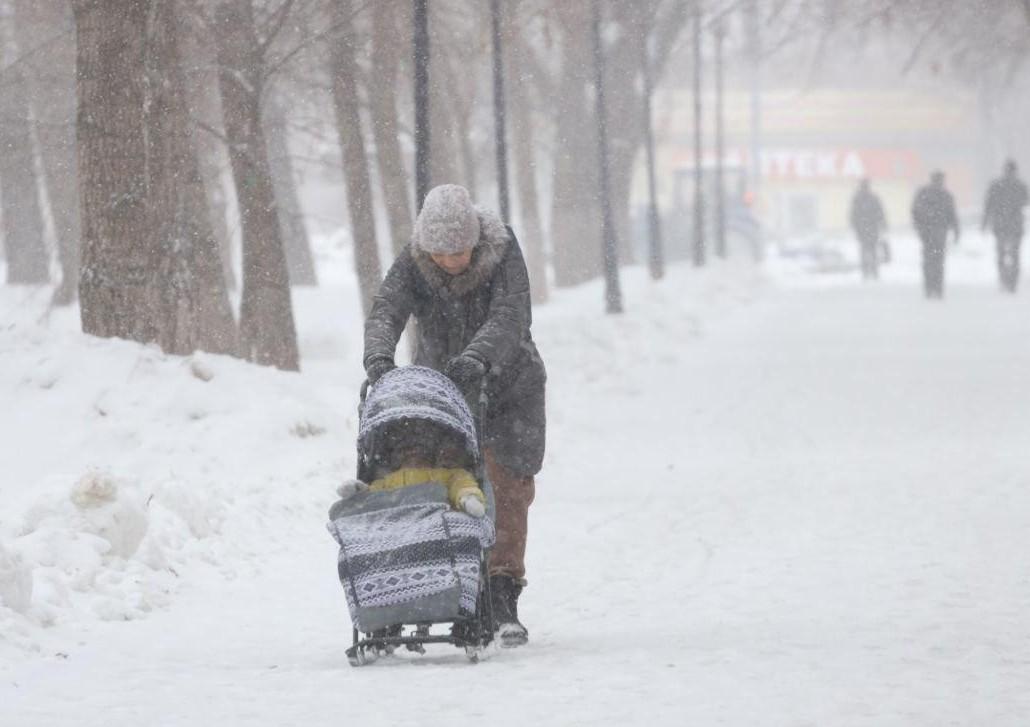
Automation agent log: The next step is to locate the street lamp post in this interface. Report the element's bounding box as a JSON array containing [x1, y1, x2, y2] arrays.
[[692, 0, 705, 267], [714, 19, 726, 258], [490, 0, 510, 222], [640, 27, 664, 280], [591, 0, 623, 313], [413, 0, 431, 211]]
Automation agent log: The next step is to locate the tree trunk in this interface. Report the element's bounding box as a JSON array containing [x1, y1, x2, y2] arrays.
[[74, 0, 153, 340], [14, 0, 79, 302], [607, 1, 686, 267], [180, 13, 237, 291], [0, 11, 50, 285], [263, 91, 317, 286], [144, 1, 237, 356], [550, 5, 601, 288], [549, 1, 686, 287], [214, 0, 299, 371], [445, 65, 478, 196], [369, 2, 413, 256], [426, 5, 462, 188], [328, 0, 382, 317], [506, 32, 548, 303]]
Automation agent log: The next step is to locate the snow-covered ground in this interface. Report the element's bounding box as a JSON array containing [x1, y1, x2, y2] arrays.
[[2, 231, 1030, 725]]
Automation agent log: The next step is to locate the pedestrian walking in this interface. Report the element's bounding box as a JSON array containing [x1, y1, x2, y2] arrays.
[[911, 171, 960, 299], [981, 159, 1028, 293], [850, 179, 888, 280]]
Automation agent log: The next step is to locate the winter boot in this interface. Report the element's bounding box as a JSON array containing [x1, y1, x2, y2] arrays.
[[489, 575, 528, 648]]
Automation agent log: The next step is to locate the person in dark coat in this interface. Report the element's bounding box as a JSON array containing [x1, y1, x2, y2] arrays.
[[849, 179, 888, 280], [363, 184, 545, 647], [981, 159, 1029, 293], [911, 171, 960, 299]]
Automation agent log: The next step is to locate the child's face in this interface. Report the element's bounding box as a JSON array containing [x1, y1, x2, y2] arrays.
[[380, 419, 470, 471], [435, 444, 466, 469], [395, 442, 432, 468]]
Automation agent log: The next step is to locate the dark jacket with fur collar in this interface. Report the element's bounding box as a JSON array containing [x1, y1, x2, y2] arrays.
[[363, 209, 546, 476]]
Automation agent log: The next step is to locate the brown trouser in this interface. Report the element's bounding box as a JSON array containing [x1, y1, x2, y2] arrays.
[[485, 450, 535, 583]]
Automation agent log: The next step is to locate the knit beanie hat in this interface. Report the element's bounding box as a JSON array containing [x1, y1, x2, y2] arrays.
[[414, 184, 481, 254]]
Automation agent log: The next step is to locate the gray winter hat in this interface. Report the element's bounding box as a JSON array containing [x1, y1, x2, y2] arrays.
[[414, 184, 481, 254]]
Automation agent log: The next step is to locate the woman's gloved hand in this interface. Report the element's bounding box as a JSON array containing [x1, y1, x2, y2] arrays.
[[365, 357, 396, 385], [444, 354, 486, 393]]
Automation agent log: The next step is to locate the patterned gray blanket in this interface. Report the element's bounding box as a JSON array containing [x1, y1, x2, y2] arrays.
[[328, 483, 495, 632]]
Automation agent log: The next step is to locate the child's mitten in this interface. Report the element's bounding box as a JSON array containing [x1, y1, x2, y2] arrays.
[[336, 479, 368, 500], [459, 493, 486, 518]]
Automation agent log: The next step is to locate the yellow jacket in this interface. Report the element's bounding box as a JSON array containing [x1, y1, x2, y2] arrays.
[[369, 467, 485, 511]]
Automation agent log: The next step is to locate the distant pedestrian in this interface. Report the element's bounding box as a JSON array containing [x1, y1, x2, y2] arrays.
[[981, 159, 1028, 293], [911, 171, 960, 299], [849, 179, 888, 280]]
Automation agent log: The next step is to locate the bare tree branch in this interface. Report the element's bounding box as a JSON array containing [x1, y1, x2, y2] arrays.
[[0, 28, 73, 81], [257, 0, 298, 57], [900, 7, 947, 75], [192, 117, 232, 145], [261, 0, 376, 84]]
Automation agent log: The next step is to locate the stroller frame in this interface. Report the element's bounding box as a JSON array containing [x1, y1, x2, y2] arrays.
[[343, 376, 496, 666], [345, 553, 494, 664]]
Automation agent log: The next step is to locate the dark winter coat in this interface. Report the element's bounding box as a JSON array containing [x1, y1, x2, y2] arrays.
[[982, 174, 1028, 237], [363, 209, 546, 477], [850, 189, 887, 243], [911, 184, 959, 239]]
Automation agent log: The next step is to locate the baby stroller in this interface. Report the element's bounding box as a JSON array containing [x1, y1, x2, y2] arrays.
[[327, 366, 496, 665]]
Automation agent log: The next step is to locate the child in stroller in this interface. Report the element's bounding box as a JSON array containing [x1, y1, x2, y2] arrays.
[[327, 366, 496, 664], [331, 415, 486, 519]]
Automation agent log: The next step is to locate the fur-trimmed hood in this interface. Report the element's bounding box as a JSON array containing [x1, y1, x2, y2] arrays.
[[412, 207, 511, 297]]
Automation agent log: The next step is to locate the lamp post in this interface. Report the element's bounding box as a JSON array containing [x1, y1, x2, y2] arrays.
[[692, 0, 705, 267], [747, 0, 762, 225], [413, 0, 430, 210], [640, 27, 664, 279], [490, 0, 510, 221], [591, 0, 623, 313], [714, 18, 726, 258]]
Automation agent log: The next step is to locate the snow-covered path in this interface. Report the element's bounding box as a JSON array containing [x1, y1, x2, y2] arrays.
[[4, 268, 1030, 725]]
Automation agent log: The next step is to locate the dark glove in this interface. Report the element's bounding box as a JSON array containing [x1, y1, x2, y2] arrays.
[[444, 354, 486, 393], [365, 357, 396, 385]]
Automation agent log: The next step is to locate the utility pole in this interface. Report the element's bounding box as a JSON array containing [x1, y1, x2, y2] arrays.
[[640, 25, 664, 280], [714, 18, 726, 258], [413, 0, 431, 211], [692, 0, 705, 267], [490, 0, 510, 221], [591, 0, 623, 314]]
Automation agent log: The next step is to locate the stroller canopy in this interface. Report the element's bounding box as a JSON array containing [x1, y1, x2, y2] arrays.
[[358, 366, 478, 463]]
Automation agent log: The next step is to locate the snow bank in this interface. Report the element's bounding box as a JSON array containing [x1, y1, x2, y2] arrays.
[[0, 276, 357, 657]]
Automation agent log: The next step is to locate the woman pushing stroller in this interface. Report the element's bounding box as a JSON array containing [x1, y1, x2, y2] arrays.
[[363, 184, 546, 647]]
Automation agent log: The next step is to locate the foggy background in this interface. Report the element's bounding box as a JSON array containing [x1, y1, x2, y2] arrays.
[[2, 0, 1026, 338]]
